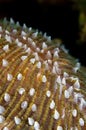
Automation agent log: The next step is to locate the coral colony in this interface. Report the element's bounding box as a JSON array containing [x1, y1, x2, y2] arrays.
[[0, 18, 86, 130]]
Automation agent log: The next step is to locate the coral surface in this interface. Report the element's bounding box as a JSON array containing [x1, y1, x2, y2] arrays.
[[0, 18, 86, 130]]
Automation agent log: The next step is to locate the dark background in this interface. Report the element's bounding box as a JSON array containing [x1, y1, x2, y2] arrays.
[[0, 0, 86, 66]]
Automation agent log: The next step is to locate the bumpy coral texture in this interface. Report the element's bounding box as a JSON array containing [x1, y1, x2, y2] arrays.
[[0, 18, 86, 130]]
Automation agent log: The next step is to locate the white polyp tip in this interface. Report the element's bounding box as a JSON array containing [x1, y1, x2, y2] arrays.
[[23, 36, 26, 40], [42, 42, 47, 49], [29, 88, 35, 96], [0, 115, 5, 123], [42, 75, 47, 83], [18, 88, 25, 95], [73, 67, 79, 73], [14, 117, 21, 125], [23, 44, 27, 49], [13, 29, 17, 34], [21, 31, 26, 36], [72, 109, 77, 117], [23, 23, 27, 29], [16, 21, 20, 27], [28, 117, 34, 126], [0, 34, 2, 38], [21, 56, 27, 61], [61, 45, 68, 53], [4, 93, 10, 102], [3, 127, 9, 130], [53, 62, 58, 67], [61, 109, 65, 119], [54, 109, 60, 120], [2, 59, 8, 67], [40, 49, 44, 54], [32, 41, 36, 48], [57, 126, 63, 130], [3, 44, 9, 52], [21, 101, 28, 109], [76, 62, 81, 67], [52, 66, 56, 74], [47, 36, 51, 42], [74, 80, 80, 89], [54, 51, 59, 58], [64, 90, 70, 99], [15, 38, 19, 44], [79, 97, 86, 110], [79, 118, 84, 126], [46, 90, 51, 97], [25, 47, 31, 54], [5, 30, 10, 35], [28, 37, 32, 42], [67, 86, 73, 95], [62, 77, 66, 85], [7, 73, 13, 81], [0, 26, 2, 32], [36, 47, 40, 52], [10, 18, 14, 24], [74, 92, 83, 103], [36, 61, 41, 69], [43, 32, 47, 38], [0, 105, 5, 114], [47, 51, 52, 58], [17, 73, 22, 81], [18, 42, 22, 47], [34, 121, 40, 130], [56, 76, 61, 84], [50, 100, 55, 109], [15, 39, 22, 47], [30, 58, 36, 64], [32, 32, 38, 38], [48, 59, 52, 64], [33, 52, 39, 61], [43, 61, 49, 70], [63, 72, 69, 77], [31, 104, 37, 112], [5, 35, 12, 43]]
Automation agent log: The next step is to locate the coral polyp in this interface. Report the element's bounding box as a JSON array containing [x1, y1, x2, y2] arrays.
[[0, 18, 86, 130]]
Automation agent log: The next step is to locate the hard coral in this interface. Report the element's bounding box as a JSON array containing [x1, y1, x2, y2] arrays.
[[0, 18, 86, 130]]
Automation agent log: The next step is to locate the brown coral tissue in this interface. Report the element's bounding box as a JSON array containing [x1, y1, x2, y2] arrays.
[[0, 18, 86, 130]]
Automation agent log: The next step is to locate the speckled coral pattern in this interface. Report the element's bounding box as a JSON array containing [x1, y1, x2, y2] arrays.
[[0, 18, 86, 130]]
